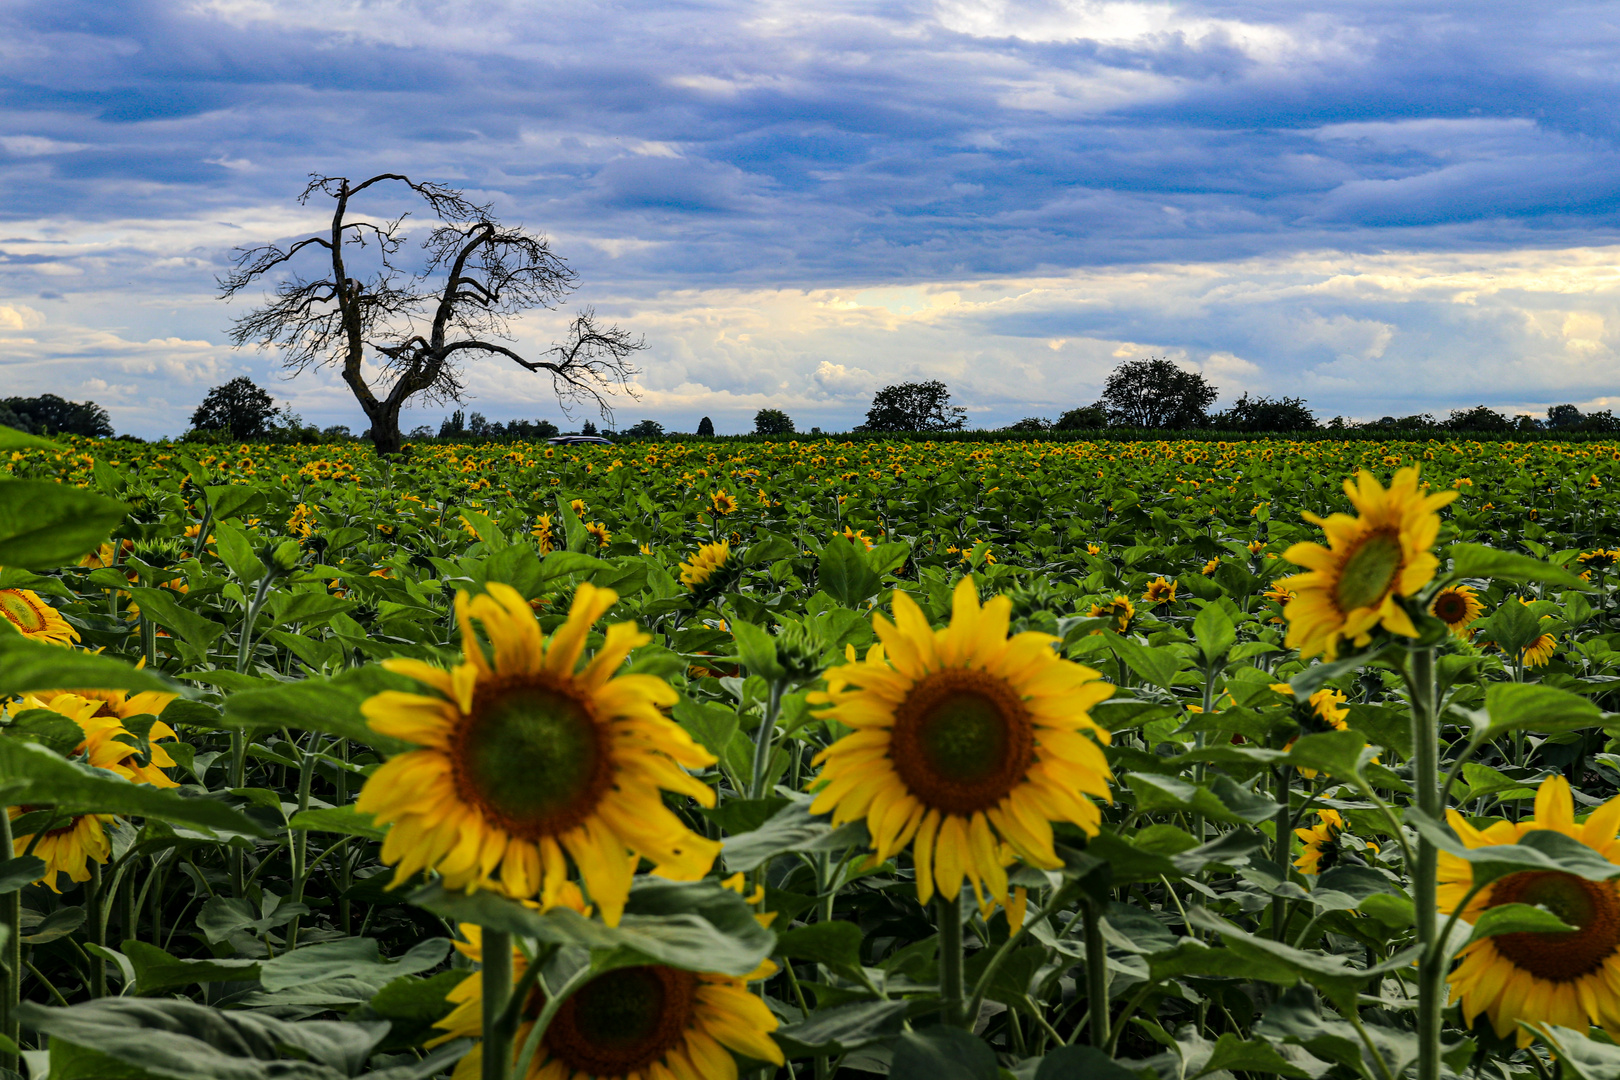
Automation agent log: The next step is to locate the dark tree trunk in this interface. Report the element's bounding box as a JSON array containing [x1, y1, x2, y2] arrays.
[[367, 403, 404, 456]]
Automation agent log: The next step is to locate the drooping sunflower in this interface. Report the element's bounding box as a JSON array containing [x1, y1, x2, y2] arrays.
[[710, 490, 738, 516], [1142, 577, 1177, 606], [1272, 684, 1372, 779], [1578, 549, 1619, 572], [1279, 467, 1457, 659], [355, 582, 721, 924], [1087, 595, 1134, 633], [1293, 809, 1345, 874], [0, 588, 79, 646], [1430, 583, 1484, 635], [678, 541, 731, 592], [1442, 775, 1620, 1045], [810, 577, 1115, 908], [432, 911, 783, 1080]]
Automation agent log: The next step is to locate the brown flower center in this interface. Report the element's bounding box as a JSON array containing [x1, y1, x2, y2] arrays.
[[1432, 590, 1471, 624], [1489, 871, 1620, 981], [1335, 528, 1403, 613], [450, 675, 613, 841], [544, 965, 698, 1076], [890, 668, 1035, 815]]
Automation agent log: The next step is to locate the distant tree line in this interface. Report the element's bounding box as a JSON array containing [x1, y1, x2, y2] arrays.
[[1, 394, 115, 438]]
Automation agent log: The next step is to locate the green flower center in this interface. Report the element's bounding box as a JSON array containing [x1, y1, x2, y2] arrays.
[[892, 668, 1035, 815], [0, 591, 48, 633], [545, 965, 697, 1075], [1334, 530, 1403, 613], [1490, 870, 1620, 981], [455, 677, 610, 840]]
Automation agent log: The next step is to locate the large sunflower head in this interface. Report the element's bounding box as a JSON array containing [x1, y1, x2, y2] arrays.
[[1278, 467, 1457, 659], [17, 690, 181, 787], [1522, 632, 1558, 668], [1441, 776, 1620, 1045], [355, 582, 721, 925], [8, 806, 113, 894], [1430, 584, 1484, 634], [0, 588, 79, 646], [809, 576, 1115, 909], [432, 906, 783, 1080]]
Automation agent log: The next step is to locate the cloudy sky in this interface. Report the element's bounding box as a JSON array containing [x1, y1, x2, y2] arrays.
[[3, 0, 1618, 437]]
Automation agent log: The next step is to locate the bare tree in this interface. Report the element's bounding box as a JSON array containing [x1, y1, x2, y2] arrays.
[[218, 173, 646, 454]]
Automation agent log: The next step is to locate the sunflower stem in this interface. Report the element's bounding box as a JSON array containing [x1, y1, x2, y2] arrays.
[[480, 928, 514, 1080], [1408, 646, 1442, 1080], [1273, 763, 1293, 941], [938, 891, 965, 1027], [748, 680, 786, 800], [1083, 896, 1110, 1049], [87, 862, 106, 999], [1, 808, 20, 1072]]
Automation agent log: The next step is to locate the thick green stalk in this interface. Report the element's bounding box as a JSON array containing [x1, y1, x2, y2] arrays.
[[1409, 647, 1441, 1080], [938, 892, 965, 1027], [481, 929, 514, 1080], [1273, 763, 1293, 941], [1084, 897, 1110, 1048], [87, 863, 106, 998], [1, 809, 20, 1071], [747, 681, 786, 800]]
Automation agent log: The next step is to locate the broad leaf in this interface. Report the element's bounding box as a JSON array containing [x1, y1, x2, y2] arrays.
[[1449, 543, 1590, 590], [887, 1027, 998, 1080], [0, 479, 127, 568], [0, 635, 181, 697]]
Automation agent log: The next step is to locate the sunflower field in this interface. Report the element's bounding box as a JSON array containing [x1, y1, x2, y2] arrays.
[[4, 428, 1620, 1080]]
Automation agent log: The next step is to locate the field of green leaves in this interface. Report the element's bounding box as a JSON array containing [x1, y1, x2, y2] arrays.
[[3, 430, 1620, 1080]]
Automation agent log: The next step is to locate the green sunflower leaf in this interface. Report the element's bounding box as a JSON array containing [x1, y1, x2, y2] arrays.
[[0, 479, 127, 569], [1448, 543, 1592, 590]]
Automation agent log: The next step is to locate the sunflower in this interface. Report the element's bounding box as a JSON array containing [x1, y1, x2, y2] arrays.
[[355, 582, 721, 924], [678, 541, 731, 592], [20, 690, 181, 788], [1200, 557, 1221, 575], [1272, 684, 1367, 779], [532, 515, 554, 554], [1522, 633, 1558, 668], [1577, 549, 1619, 572], [432, 909, 783, 1080], [809, 577, 1115, 908], [585, 522, 612, 548], [1441, 776, 1620, 1045], [1293, 809, 1346, 874], [8, 807, 113, 893], [840, 526, 874, 551], [1087, 596, 1134, 633], [1086, 543, 1103, 555], [1430, 584, 1484, 635], [710, 490, 738, 516], [0, 588, 79, 646], [1142, 576, 1177, 606], [1278, 467, 1457, 660]]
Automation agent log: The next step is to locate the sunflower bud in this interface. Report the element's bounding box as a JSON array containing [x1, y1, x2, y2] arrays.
[[773, 622, 824, 683], [263, 540, 303, 575]]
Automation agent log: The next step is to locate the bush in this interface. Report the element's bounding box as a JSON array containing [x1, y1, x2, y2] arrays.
[[1004, 417, 1051, 432], [1099, 358, 1217, 430], [754, 409, 795, 436]]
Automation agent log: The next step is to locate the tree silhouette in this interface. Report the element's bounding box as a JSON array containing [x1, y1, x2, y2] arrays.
[[219, 173, 646, 455], [858, 381, 966, 433], [754, 408, 795, 435], [1099, 359, 1217, 430], [190, 377, 278, 440], [697, 416, 715, 437]]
